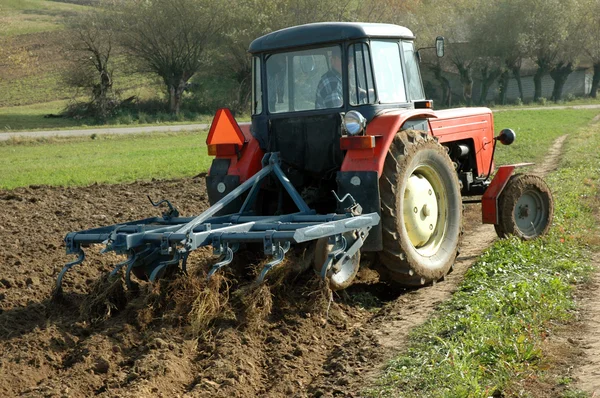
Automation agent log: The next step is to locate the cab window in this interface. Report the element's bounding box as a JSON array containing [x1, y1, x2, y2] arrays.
[[348, 43, 375, 106], [371, 40, 406, 103], [265, 45, 339, 113], [401, 41, 425, 100], [252, 56, 262, 115]]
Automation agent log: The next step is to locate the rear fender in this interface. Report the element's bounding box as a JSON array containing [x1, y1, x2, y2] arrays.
[[207, 123, 264, 210], [340, 109, 437, 177], [482, 163, 533, 224], [207, 123, 264, 182]]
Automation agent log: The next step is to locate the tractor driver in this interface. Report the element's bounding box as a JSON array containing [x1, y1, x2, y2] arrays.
[[315, 49, 367, 109], [315, 49, 345, 109]]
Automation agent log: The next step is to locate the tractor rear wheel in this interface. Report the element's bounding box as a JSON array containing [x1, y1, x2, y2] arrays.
[[494, 174, 553, 239], [378, 130, 462, 287]]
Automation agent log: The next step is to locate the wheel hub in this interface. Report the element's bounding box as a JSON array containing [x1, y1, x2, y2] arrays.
[[403, 174, 439, 247]]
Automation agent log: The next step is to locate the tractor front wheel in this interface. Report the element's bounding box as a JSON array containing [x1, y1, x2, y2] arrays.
[[494, 174, 554, 239], [378, 130, 463, 287]]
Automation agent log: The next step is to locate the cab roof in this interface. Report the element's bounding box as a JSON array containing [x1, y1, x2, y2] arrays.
[[248, 22, 415, 54]]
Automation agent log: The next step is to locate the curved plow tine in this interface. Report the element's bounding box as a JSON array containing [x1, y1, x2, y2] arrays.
[[181, 252, 190, 275], [207, 246, 234, 281], [255, 242, 291, 285], [149, 254, 181, 283], [320, 236, 346, 281], [125, 247, 155, 289], [55, 248, 86, 296], [109, 251, 136, 277]]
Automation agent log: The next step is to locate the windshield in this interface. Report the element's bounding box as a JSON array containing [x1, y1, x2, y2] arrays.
[[265, 45, 341, 113]]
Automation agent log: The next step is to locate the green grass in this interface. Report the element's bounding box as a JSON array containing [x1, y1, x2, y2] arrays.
[[370, 120, 600, 397], [492, 108, 600, 166], [0, 0, 87, 36], [0, 131, 212, 189]]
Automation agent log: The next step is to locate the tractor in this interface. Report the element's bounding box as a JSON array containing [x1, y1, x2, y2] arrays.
[[56, 22, 554, 293]]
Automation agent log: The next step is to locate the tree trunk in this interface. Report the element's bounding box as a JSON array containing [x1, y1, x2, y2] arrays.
[[511, 66, 523, 102], [168, 79, 187, 115], [429, 63, 452, 107], [534, 58, 553, 102], [533, 68, 545, 102], [456, 64, 473, 106], [550, 62, 574, 102], [479, 66, 502, 105], [498, 70, 510, 105], [591, 63, 600, 98]]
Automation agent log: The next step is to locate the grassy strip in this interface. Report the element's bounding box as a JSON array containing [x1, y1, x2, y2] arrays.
[[492, 108, 599, 166], [0, 0, 86, 36], [0, 108, 597, 190], [0, 131, 212, 189], [370, 121, 600, 396]]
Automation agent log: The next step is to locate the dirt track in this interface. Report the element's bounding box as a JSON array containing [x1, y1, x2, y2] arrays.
[[0, 136, 582, 397]]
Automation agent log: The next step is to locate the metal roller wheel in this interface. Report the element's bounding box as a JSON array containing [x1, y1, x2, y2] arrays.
[[313, 234, 361, 291]]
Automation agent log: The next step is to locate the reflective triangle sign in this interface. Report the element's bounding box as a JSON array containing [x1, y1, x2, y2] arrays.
[[206, 108, 246, 146]]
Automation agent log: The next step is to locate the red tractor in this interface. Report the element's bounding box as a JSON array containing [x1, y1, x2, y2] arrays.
[[58, 22, 553, 294]]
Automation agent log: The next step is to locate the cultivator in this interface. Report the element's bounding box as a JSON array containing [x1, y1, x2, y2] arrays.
[[56, 152, 379, 294]]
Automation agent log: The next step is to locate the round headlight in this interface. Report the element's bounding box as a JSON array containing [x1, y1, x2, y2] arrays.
[[343, 111, 366, 136]]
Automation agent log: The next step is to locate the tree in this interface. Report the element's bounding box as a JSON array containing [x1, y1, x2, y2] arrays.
[[548, 1, 585, 101], [582, 0, 600, 97], [114, 0, 226, 114], [215, 0, 408, 114], [62, 10, 118, 119], [412, 0, 480, 106], [477, 0, 528, 104], [518, 0, 575, 101]]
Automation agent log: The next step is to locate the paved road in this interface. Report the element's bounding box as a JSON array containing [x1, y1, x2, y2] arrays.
[[2, 104, 599, 141], [0, 123, 215, 141]]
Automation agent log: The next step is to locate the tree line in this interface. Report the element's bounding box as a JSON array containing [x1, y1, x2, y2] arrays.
[[65, 0, 600, 119]]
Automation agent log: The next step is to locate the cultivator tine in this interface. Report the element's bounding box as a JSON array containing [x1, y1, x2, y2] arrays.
[[55, 248, 86, 295], [125, 247, 154, 289], [181, 252, 189, 275], [207, 246, 234, 280], [109, 251, 136, 277], [255, 242, 291, 284], [149, 254, 180, 283]]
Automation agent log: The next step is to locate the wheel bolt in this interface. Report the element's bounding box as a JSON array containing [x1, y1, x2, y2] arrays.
[[429, 224, 433, 230], [428, 189, 432, 195], [414, 207, 418, 213]]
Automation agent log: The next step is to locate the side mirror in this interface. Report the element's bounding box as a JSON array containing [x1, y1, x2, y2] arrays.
[[435, 36, 445, 58]]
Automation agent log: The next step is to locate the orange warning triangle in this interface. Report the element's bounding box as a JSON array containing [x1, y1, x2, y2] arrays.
[[206, 108, 246, 146]]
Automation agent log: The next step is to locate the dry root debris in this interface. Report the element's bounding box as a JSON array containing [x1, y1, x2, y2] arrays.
[[79, 273, 127, 323]]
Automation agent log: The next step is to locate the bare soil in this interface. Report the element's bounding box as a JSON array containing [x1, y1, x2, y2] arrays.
[[0, 136, 578, 397]]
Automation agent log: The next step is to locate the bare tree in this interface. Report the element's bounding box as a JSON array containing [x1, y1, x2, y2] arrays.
[[113, 0, 226, 114], [582, 0, 600, 98], [518, 0, 576, 101], [63, 10, 117, 119]]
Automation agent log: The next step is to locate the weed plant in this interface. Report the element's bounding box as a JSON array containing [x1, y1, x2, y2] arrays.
[[370, 119, 600, 397]]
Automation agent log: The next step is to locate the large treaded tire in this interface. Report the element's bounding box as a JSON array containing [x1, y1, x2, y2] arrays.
[[494, 173, 554, 240], [378, 130, 463, 287]]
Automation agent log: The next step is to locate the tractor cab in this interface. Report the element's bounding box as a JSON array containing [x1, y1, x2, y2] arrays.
[[249, 23, 430, 190]]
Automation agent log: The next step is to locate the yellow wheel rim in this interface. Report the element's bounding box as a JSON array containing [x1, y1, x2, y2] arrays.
[[402, 164, 448, 256]]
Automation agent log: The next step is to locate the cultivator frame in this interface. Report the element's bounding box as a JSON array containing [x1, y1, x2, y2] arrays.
[[57, 153, 379, 293]]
